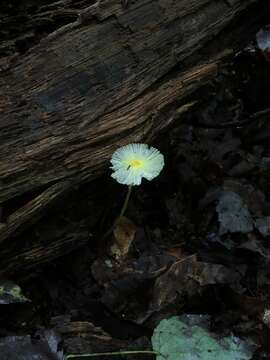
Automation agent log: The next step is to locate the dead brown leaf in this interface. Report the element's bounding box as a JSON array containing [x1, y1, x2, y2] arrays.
[[145, 254, 243, 320], [110, 216, 136, 259]]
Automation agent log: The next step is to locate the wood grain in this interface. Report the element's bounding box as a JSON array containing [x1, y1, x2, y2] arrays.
[[0, 0, 261, 204]]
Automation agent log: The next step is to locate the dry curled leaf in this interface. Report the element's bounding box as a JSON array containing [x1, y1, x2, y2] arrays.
[[147, 254, 242, 317], [110, 216, 136, 259]]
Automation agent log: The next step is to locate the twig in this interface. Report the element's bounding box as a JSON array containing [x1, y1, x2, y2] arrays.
[[65, 350, 158, 359]]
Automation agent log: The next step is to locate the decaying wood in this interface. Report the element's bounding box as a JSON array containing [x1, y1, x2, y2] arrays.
[[0, 0, 88, 59], [0, 0, 266, 205], [51, 317, 133, 355], [0, 180, 71, 244], [0, 220, 89, 275]]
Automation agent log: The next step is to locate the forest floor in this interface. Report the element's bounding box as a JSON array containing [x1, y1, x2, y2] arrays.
[[1, 29, 270, 360]]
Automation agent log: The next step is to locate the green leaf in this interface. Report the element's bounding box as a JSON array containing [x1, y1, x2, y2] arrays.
[[0, 280, 29, 304], [152, 316, 254, 360]]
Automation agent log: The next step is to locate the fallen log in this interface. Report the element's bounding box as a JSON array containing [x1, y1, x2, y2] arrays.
[[0, 0, 267, 205], [0, 180, 71, 244], [0, 220, 90, 276]]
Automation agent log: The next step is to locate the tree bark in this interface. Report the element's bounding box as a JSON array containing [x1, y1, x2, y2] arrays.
[[0, 0, 267, 205]]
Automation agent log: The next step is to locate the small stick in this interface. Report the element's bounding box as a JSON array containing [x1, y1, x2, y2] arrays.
[[65, 350, 157, 359]]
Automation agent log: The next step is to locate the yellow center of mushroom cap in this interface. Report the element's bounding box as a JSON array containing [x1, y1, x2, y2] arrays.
[[129, 159, 144, 169]]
